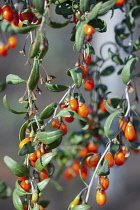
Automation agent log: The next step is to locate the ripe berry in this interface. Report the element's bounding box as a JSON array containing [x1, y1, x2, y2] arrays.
[[96, 189, 107, 206], [104, 152, 114, 168], [18, 176, 27, 181], [99, 100, 108, 113], [2, 5, 13, 21], [69, 97, 78, 111], [84, 78, 95, 90], [87, 142, 98, 153], [19, 11, 34, 23], [52, 118, 59, 128], [124, 122, 137, 141], [0, 43, 8, 56], [114, 151, 125, 166], [59, 122, 67, 135], [85, 56, 92, 65], [64, 117, 74, 123], [29, 152, 37, 162], [8, 36, 18, 48], [81, 166, 88, 179], [79, 147, 88, 157], [83, 25, 95, 35], [64, 168, 74, 180], [77, 103, 89, 118], [71, 161, 80, 174], [36, 148, 45, 159], [20, 180, 31, 192], [100, 176, 109, 190], [118, 118, 128, 132], [38, 170, 49, 181], [87, 153, 100, 167], [116, 0, 126, 5], [80, 65, 89, 79]]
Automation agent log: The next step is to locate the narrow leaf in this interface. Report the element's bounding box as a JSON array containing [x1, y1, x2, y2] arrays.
[[38, 200, 50, 208], [46, 19, 70, 28], [121, 57, 137, 84], [129, 142, 140, 150], [0, 181, 7, 194], [44, 82, 69, 92], [75, 21, 85, 52], [3, 95, 27, 114], [28, 59, 39, 91], [87, 2, 103, 22], [33, 0, 44, 14], [100, 66, 115, 76], [104, 111, 122, 139], [12, 189, 24, 210], [35, 152, 57, 171], [18, 141, 35, 156], [4, 156, 30, 177], [40, 102, 57, 119], [11, 24, 38, 34], [72, 204, 91, 210], [80, 0, 90, 13], [36, 130, 63, 144], [6, 74, 25, 84], [37, 178, 50, 191], [45, 137, 62, 150], [98, 0, 117, 15], [67, 67, 82, 88], [108, 49, 124, 65]]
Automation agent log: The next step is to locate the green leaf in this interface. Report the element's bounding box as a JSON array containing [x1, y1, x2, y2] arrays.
[[44, 82, 69, 92], [95, 84, 108, 93], [80, 0, 90, 13], [40, 103, 57, 119], [38, 35, 49, 59], [121, 57, 137, 84], [72, 204, 91, 210], [19, 121, 28, 141], [12, 189, 24, 210], [97, 160, 110, 176], [0, 181, 7, 194], [104, 100, 115, 114], [110, 97, 121, 108], [89, 18, 107, 33], [33, 0, 44, 14], [15, 181, 30, 196], [129, 142, 140, 150], [1, 19, 13, 32], [0, 186, 12, 199], [28, 59, 39, 91], [38, 200, 50, 208], [133, 36, 140, 52], [100, 66, 115, 76], [4, 156, 30, 177], [45, 137, 62, 150], [6, 74, 25, 84], [98, 0, 117, 15], [55, 3, 73, 16], [11, 24, 38, 34], [56, 108, 88, 122], [87, 2, 103, 22], [30, 33, 41, 58], [75, 21, 85, 52], [67, 67, 82, 88], [46, 19, 70, 28], [0, 82, 6, 91], [104, 111, 122, 139], [35, 152, 57, 171], [18, 141, 35, 156], [3, 95, 27, 114], [36, 130, 63, 144], [37, 178, 50, 191], [108, 49, 124, 65]]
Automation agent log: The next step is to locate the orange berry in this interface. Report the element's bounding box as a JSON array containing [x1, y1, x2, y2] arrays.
[[8, 36, 18, 48], [114, 151, 125, 166], [83, 25, 95, 35], [104, 152, 114, 168], [0, 43, 8, 56], [81, 166, 88, 179], [71, 161, 80, 174], [124, 122, 137, 141], [64, 168, 74, 180], [87, 142, 98, 153], [79, 147, 88, 157], [84, 78, 95, 90], [36, 148, 45, 159], [85, 56, 92, 65], [59, 122, 67, 135], [18, 176, 27, 181], [20, 180, 31, 192], [118, 118, 128, 132], [96, 190, 106, 206], [2, 5, 13, 21], [38, 170, 49, 181], [80, 65, 89, 79], [87, 153, 100, 167], [52, 118, 59, 128], [29, 152, 37, 162], [116, 0, 126, 5], [99, 100, 109, 113], [100, 176, 109, 190], [69, 97, 78, 111], [64, 117, 74, 123], [77, 103, 89, 118]]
